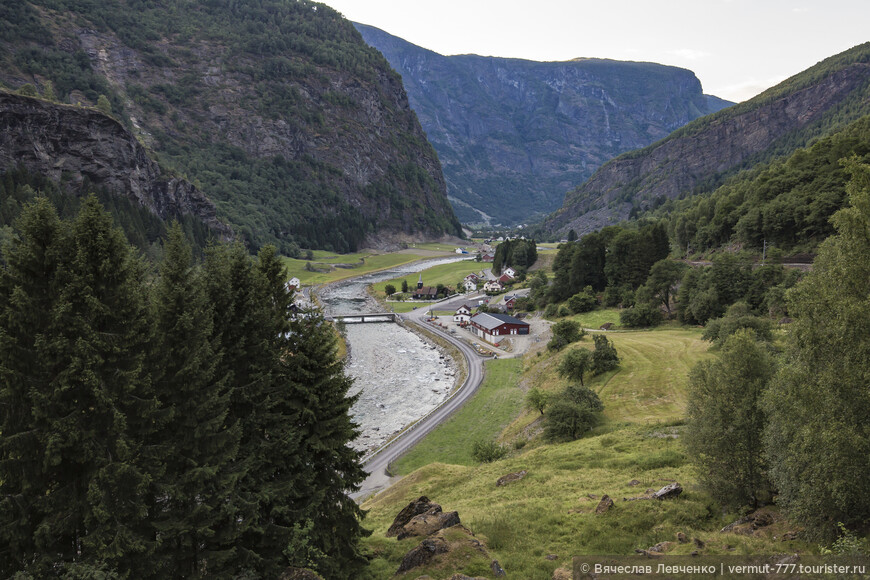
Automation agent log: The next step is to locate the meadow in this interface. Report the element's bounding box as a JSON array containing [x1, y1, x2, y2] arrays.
[[358, 326, 807, 579]]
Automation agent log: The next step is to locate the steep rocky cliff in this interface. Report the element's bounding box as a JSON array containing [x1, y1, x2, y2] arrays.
[[544, 43, 870, 237], [0, 0, 462, 253], [0, 91, 230, 239], [356, 23, 732, 226]]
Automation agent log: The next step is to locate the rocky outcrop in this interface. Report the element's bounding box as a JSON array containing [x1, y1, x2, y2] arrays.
[[387, 496, 438, 537], [545, 44, 870, 237], [652, 482, 683, 500], [357, 23, 732, 226], [397, 506, 461, 540], [0, 2, 461, 252], [0, 92, 231, 239], [595, 495, 614, 514]]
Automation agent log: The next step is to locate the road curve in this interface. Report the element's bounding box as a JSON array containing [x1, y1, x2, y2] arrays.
[[350, 295, 487, 501]]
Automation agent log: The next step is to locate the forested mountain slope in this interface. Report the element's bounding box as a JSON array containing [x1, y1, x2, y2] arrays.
[[356, 23, 732, 226], [544, 42, 870, 238], [0, 0, 462, 254]]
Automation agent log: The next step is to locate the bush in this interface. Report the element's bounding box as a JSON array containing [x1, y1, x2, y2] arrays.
[[558, 305, 572, 318], [591, 334, 620, 375], [563, 384, 604, 412], [702, 302, 774, 345], [548, 319, 584, 351], [384, 284, 396, 297], [544, 400, 599, 442], [471, 440, 508, 463], [543, 303, 558, 319], [620, 303, 662, 328], [568, 291, 597, 313]]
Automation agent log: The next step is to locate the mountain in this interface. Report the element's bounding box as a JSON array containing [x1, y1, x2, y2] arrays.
[[355, 23, 732, 226], [0, 0, 462, 254], [0, 90, 230, 243], [544, 42, 870, 238]]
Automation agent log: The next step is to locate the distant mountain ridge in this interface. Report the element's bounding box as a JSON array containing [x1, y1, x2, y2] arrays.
[[355, 23, 732, 226], [0, 1, 462, 253], [543, 42, 870, 237]]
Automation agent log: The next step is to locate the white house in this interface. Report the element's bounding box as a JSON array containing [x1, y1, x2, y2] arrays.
[[454, 304, 473, 324], [483, 280, 503, 293], [502, 267, 517, 279], [285, 277, 301, 292], [463, 278, 478, 292]]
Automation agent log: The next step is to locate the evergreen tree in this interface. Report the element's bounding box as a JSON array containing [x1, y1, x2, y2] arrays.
[[0, 195, 155, 574], [0, 198, 67, 574], [148, 224, 240, 578], [282, 311, 370, 579], [763, 159, 870, 539]]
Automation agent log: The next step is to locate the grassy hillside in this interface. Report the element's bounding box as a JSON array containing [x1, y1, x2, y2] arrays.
[[359, 327, 814, 579]]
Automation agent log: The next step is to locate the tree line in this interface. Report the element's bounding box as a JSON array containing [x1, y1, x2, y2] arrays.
[[685, 160, 870, 541], [0, 195, 367, 578]]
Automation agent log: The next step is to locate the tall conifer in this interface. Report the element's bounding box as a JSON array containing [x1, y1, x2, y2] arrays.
[[148, 224, 240, 578]]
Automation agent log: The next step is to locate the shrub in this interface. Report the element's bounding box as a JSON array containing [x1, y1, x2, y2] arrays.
[[543, 303, 558, 319], [471, 440, 508, 463], [558, 305, 572, 318], [548, 319, 584, 351], [544, 400, 599, 442], [568, 291, 597, 313], [591, 334, 620, 375], [620, 303, 662, 328]]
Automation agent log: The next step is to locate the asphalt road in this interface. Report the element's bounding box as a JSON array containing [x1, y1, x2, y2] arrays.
[[350, 294, 487, 501]]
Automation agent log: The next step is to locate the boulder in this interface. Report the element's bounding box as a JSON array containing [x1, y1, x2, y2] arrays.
[[396, 537, 449, 574], [491, 559, 507, 577], [595, 495, 614, 514], [600, 322, 614, 330], [652, 482, 683, 500], [676, 532, 689, 543], [649, 541, 673, 553], [387, 496, 438, 537], [721, 510, 776, 535], [627, 479, 641, 486], [496, 469, 528, 486], [397, 506, 461, 540]]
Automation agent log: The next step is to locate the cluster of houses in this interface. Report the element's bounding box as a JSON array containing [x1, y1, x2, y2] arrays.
[[462, 266, 518, 294], [453, 305, 529, 345]]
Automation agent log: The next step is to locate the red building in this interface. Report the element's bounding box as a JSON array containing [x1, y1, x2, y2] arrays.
[[469, 312, 529, 344]]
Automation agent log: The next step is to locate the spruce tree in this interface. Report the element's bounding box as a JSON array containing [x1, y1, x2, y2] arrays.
[[0, 198, 67, 575], [148, 224, 240, 578]]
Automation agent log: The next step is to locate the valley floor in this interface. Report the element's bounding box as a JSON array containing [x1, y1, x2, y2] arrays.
[[359, 326, 813, 579]]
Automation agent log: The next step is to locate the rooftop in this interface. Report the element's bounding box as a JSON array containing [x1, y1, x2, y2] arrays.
[[470, 312, 529, 331]]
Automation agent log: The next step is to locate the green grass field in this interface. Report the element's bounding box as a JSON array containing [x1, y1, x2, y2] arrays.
[[280, 252, 427, 285], [370, 259, 482, 297], [391, 358, 524, 475], [357, 327, 791, 579]]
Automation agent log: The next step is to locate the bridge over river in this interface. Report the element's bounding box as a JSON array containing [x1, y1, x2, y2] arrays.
[[326, 312, 401, 324]]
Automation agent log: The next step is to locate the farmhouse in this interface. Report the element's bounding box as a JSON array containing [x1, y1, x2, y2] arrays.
[[463, 278, 478, 292], [483, 280, 503, 293], [503, 294, 518, 310], [502, 267, 517, 278], [469, 312, 529, 344], [497, 273, 514, 285], [454, 304, 473, 324], [285, 277, 301, 292]]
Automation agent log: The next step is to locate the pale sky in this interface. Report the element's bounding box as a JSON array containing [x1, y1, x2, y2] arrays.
[[319, 0, 869, 103]]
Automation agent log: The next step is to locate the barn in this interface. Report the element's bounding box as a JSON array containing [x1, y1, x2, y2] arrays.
[[469, 312, 530, 344]]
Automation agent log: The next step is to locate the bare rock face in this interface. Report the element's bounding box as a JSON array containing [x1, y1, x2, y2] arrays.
[[0, 92, 231, 240], [387, 496, 437, 538], [397, 506, 461, 540], [545, 49, 870, 237]]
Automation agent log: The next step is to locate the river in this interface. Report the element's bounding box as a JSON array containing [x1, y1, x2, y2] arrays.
[[317, 256, 472, 454]]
